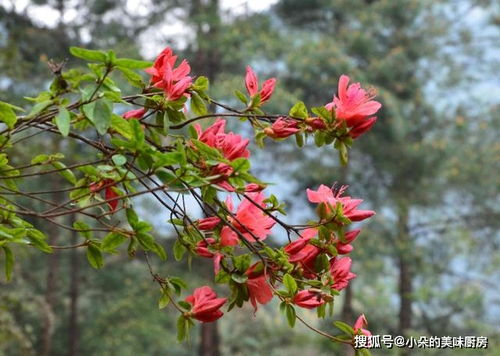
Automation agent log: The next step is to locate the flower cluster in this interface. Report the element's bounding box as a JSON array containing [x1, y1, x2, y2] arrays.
[[37, 45, 381, 347], [145, 47, 192, 101], [264, 74, 381, 143]]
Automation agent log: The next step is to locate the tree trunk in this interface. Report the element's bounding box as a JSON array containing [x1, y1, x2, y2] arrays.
[[68, 216, 80, 356], [199, 322, 221, 356], [397, 202, 412, 355], [41, 227, 59, 356]]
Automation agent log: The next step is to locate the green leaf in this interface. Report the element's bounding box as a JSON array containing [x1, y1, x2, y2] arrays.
[[115, 58, 152, 69], [51, 161, 77, 184], [173, 239, 186, 261], [153, 152, 183, 169], [333, 321, 355, 336], [111, 154, 127, 166], [355, 348, 372, 356], [151, 242, 167, 261], [126, 208, 139, 227], [289, 101, 308, 119], [117, 67, 144, 88], [54, 108, 71, 136], [193, 76, 209, 91], [295, 132, 304, 147], [190, 92, 207, 116], [27, 229, 52, 253], [176, 315, 188, 342], [129, 119, 145, 150], [101, 232, 127, 252], [2, 246, 14, 281], [27, 100, 52, 118], [192, 139, 223, 160], [283, 273, 298, 295], [110, 114, 132, 139], [158, 291, 170, 309], [234, 90, 247, 104], [83, 99, 113, 135], [73, 221, 92, 239], [70, 47, 108, 62], [285, 304, 296, 327], [86, 244, 104, 269], [311, 106, 332, 121], [0, 102, 17, 129], [338, 141, 348, 166], [231, 273, 248, 284]]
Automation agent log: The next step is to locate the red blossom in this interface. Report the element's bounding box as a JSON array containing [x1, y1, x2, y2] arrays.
[[146, 46, 192, 101], [123, 108, 146, 120], [185, 286, 226, 323], [224, 193, 275, 242], [195, 226, 239, 274], [353, 314, 372, 337], [245, 66, 276, 105], [325, 75, 381, 138], [329, 257, 356, 291], [90, 179, 119, 212], [293, 290, 325, 309], [245, 263, 273, 311], [265, 117, 300, 138], [197, 216, 221, 231], [306, 184, 375, 222]]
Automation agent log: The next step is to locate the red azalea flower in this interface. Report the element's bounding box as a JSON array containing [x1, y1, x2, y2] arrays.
[[195, 226, 239, 274], [265, 117, 300, 138], [245, 263, 273, 311], [245, 66, 276, 105], [145, 46, 192, 101], [325, 75, 381, 138], [185, 286, 226, 323], [224, 193, 275, 242], [353, 314, 372, 337], [90, 179, 119, 212], [293, 290, 325, 309], [306, 184, 375, 222], [123, 108, 146, 120], [329, 257, 356, 291], [197, 216, 221, 231]]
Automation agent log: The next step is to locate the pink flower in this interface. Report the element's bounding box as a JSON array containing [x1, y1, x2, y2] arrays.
[[145, 47, 178, 85], [244, 183, 265, 192], [293, 290, 325, 309], [197, 216, 221, 231], [245, 263, 273, 311], [329, 257, 356, 291], [353, 314, 371, 337], [194, 119, 251, 191], [157, 63, 192, 101], [224, 193, 275, 243], [146, 47, 192, 101], [306, 184, 375, 222], [305, 117, 327, 131], [123, 108, 146, 120], [326, 75, 381, 121], [349, 116, 377, 139], [265, 117, 300, 138], [195, 227, 239, 274], [185, 286, 226, 323], [284, 229, 319, 263], [284, 229, 319, 278], [335, 229, 361, 254], [89, 179, 119, 212], [195, 119, 250, 160], [325, 75, 381, 138], [245, 66, 276, 105]]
